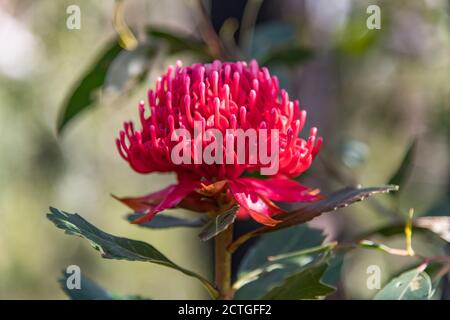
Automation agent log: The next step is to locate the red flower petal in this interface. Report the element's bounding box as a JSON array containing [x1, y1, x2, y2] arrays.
[[114, 181, 201, 224], [111, 185, 174, 212], [238, 177, 320, 202], [229, 180, 281, 227], [133, 181, 202, 224]]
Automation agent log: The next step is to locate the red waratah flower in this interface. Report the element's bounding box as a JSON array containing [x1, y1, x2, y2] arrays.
[[115, 60, 322, 226]]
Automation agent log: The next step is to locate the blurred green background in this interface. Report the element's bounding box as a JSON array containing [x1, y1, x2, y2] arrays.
[[0, 0, 448, 299]]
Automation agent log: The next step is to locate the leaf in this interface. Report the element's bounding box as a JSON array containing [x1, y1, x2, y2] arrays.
[[126, 213, 207, 229], [146, 27, 210, 58], [104, 44, 156, 94], [47, 207, 218, 299], [267, 242, 338, 263], [234, 225, 331, 299], [58, 272, 148, 300], [262, 262, 336, 300], [261, 45, 313, 67], [59, 272, 113, 300], [238, 224, 326, 277], [198, 205, 238, 241], [229, 185, 399, 253], [58, 39, 122, 133], [321, 253, 344, 286], [357, 216, 450, 244], [426, 198, 450, 217], [414, 216, 450, 242], [374, 267, 433, 300], [387, 139, 417, 187]]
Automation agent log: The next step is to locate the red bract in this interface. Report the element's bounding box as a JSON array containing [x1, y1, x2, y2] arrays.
[[115, 60, 322, 226]]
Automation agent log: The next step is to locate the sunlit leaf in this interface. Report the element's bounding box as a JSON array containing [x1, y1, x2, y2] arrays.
[[374, 267, 433, 300], [229, 185, 399, 253], [126, 212, 207, 229], [57, 39, 122, 133], [47, 207, 218, 299]]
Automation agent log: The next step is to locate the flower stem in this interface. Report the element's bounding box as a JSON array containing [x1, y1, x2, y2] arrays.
[[214, 224, 233, 300]]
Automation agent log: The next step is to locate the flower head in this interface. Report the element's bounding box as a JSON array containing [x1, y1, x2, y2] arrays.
[[116, 60, 322, 226]]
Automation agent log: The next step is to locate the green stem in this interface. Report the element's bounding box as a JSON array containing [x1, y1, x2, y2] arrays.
[[215, 224, 233, 299]]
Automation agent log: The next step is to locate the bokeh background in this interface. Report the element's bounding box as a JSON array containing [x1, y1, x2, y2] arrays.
[[0, 0, 449, 299]]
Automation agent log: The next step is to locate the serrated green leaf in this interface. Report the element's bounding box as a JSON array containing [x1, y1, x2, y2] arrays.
[[388, 139, 417, 187], [262, 262, 336, 300], [126, 213, 207, 229], [198, 205, 238, 241], [374, 268, 433, 300], [47, 207, 218, 299], [229, 185, 399, 253], [58, 39, 122, 133]]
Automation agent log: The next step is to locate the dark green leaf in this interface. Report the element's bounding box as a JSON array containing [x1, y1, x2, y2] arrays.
[[198, 205, 238, 241], [321, 253, 344, 286], [59, 272, 112, 300], [426, 199, 450, 217], [234, 267, 295, 300], [146, 27, 210, 58], [59, 271, 148, 300], [229, 185, 399, 252], [47, 207, 218, 299], [234, 225, 331, 300], [58, 39, 122, 133], [374, 268, 433, 300], [388, 140, 417, 187], [238, 225, 325, 277], [262, 262, 336, 300], [126, 213, 207, 229], [261, 45, 313, 67]]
